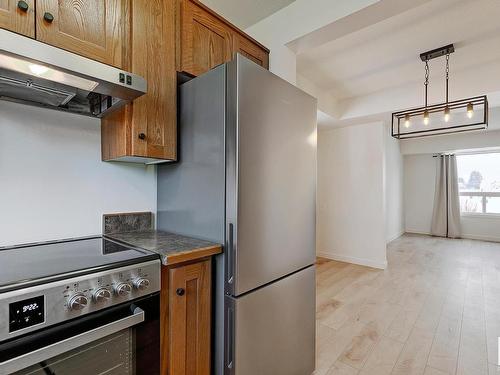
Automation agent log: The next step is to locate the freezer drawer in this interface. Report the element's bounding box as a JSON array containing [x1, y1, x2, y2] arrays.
[[225, 265, 316, 375]]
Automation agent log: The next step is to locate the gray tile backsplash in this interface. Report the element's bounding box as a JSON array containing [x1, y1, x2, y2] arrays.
[[103, 212, 153, 234]]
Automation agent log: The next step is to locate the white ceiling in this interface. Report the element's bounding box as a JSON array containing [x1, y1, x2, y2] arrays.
[[200, 0, 295, 29], [297, 0, 500, 102]]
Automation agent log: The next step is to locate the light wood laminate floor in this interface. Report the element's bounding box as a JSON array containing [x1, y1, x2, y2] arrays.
[[315, 234, 500, 375]]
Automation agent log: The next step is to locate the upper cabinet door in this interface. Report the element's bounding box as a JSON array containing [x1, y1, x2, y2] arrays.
[[0, 0, 35, 37], [101, 0, 177, 162], [178, 0, 232, 77], [129, 0, 177, 161], [232, 33, 269, 69], [35, 0, 130, 68]]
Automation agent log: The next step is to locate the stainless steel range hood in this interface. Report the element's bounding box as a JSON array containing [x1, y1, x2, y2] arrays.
[[0, 29, 147, 118]]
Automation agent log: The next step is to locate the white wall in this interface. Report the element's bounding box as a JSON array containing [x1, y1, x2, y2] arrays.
[[460, 215, 500, 242], [317, 122, 387, 269], [401, 129, 500, 155], [0, 101, 157, 246], [403, 153, 500, 242], [384, 124, 405, 242]]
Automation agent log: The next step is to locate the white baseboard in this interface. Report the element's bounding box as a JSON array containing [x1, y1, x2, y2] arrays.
[[405, 230, 500, 243], [404, 229, 431, 236], [461, 234, 500, 243], [386, 230, 405, 243], [317, 251, 387, 270]]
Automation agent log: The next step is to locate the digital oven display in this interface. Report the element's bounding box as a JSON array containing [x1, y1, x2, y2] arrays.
[[9, 295, 45, 332]]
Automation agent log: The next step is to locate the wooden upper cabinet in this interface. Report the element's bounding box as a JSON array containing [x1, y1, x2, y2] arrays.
[[0, 0, 35, 37], [178, 0, 232, 77], [1, 0, 268, 163], [167, 260, 211, 375], [178, 0, 269, 77], [232, 32, 269, 69], [128, 0, 176, 161], [35, 0, 130, 69], [101, 0, 177, 162]]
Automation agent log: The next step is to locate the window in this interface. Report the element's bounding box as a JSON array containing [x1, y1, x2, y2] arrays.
[[457, 152, 500, 215]]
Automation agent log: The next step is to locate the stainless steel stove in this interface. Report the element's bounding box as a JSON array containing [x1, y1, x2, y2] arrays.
[[0, 236, 161, 375]]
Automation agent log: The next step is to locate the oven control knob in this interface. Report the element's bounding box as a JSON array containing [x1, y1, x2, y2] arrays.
[[68, 293, 88, 311], [114, 282, 132, 296], [93, 287, 111, 303], [133, 278, 150, 291]]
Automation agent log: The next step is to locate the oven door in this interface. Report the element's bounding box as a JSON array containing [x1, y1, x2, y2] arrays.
[[0, 293, 159, 375]]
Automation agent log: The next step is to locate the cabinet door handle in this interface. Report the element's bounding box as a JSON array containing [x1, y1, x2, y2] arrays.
[[43, 12, 54, 23], [176, 288, 185, 296], [17, 1, 29, 12], [138, 133, 146, 140]]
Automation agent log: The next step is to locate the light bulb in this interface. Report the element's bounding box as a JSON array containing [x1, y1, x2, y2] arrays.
[[444, 106, 450, 122], [404, 114, 410, 128], [423, 110, 429, 125], [467, 102, 474, 118], [29, 64, 49, 76]]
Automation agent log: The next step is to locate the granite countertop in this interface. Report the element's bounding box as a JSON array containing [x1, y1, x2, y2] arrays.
[[103, 212, 222, 266], [107, 230, 222, 266]]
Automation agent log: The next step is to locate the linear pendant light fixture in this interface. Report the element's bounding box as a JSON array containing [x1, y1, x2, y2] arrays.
[[392, 44, 488, 139]]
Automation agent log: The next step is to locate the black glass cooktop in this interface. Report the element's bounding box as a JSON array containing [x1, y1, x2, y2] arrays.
[[0, 237, 158, 292]]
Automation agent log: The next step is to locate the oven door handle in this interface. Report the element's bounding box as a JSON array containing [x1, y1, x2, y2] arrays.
[[0, 306, 145, 374]]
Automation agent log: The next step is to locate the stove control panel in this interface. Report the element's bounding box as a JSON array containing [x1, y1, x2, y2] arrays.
[[60, 264, 155, 313], [0, 259, 160, 341]]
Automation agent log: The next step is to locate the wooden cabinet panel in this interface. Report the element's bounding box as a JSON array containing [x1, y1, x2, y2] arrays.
[[162, 259, 211, 375], [232, 32, 269, 69], [178, 0, 269, 77], [0, 0, 35, 37], [35, 0, 130, 68], [128, 0, 176, 160], [178, 0, 232, 76], [101, 0, 177, 162]]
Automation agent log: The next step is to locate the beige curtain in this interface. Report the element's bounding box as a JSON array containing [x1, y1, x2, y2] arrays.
[[431, 154, 461, 238]]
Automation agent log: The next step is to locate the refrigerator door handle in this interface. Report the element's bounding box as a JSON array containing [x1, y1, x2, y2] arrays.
[[227, 223, 234, 285]]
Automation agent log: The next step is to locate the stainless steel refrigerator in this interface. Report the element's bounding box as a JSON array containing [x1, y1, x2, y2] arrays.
[[157, 55, 317, 375]]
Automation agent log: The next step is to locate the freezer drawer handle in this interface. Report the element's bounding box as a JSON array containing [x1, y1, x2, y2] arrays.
[[0, 307, 145, 374], [226, 306, 235, 371]]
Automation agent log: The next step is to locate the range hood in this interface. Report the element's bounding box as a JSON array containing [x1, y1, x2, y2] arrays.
[[0, 29, 146, 118]]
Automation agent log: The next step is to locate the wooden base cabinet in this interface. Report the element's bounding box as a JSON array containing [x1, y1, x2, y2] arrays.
[[161, 259, 211, 375]]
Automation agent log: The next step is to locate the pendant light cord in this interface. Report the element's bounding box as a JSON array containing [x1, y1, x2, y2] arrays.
[[424, 59, 429, 107], [445, 53, 450, 103]]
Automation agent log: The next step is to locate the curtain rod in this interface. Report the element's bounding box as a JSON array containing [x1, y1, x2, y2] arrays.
[[433, 149, 500, 157], [433, 153, 455, 157]]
